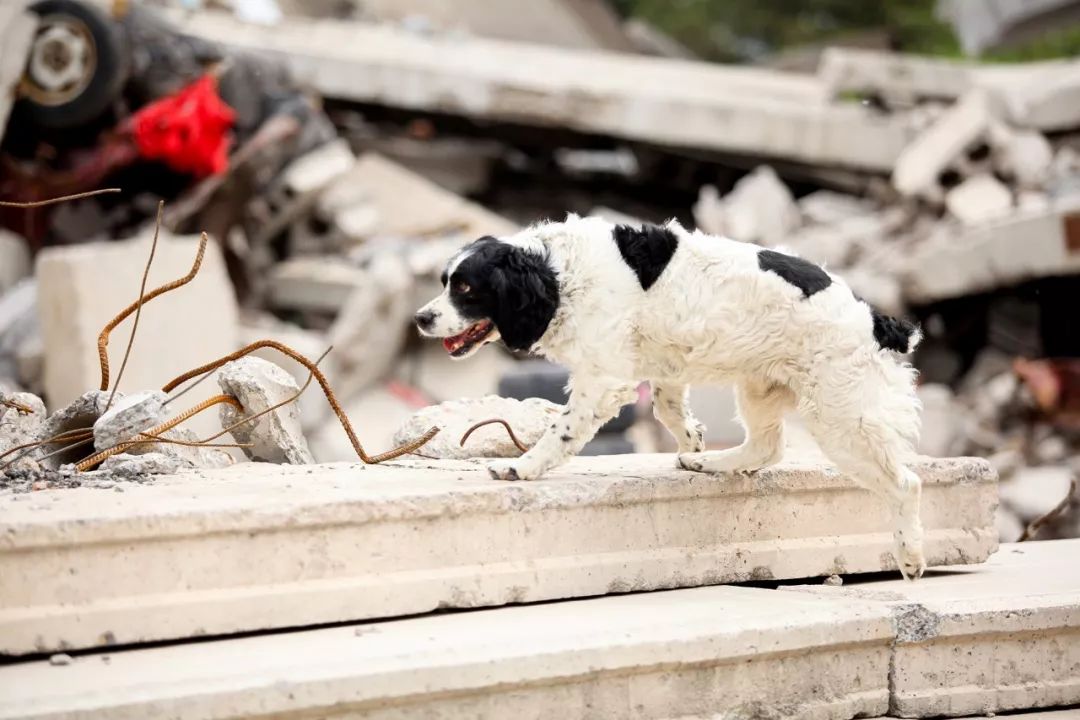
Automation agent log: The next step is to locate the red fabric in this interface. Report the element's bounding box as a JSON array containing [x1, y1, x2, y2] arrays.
[[131, 75, 235, 178]]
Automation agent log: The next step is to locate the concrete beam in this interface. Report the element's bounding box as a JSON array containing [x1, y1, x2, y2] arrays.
[[169, 12, 915, 172], [788, 539, 1080, 717], [0, 453, 997, 655], [904, 201, 1080, 304], [0, 585, 895, 720]]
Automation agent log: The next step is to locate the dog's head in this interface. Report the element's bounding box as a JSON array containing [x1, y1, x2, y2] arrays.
[[414, 236, 559, 359]]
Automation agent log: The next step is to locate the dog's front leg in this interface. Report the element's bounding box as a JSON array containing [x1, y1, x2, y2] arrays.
[[488, 380, 635, 481]]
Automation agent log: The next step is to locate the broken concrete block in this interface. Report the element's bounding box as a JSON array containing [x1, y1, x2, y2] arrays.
[[36, 228, 238, 439], [0, 229, 30, 295], [217, 356, 314, 465], [0, 391, 46, 471], [393, 395, 561, 459], [325, 253, 414, 403], [239, 317, 328, 432], [691, 184, 725, 236], [0, 453, 997, 655], [788, 540, 1080, 718], [893, 89, 997, 199], [945, 174, 1014, 225], [991, 58, 1080, 132], [797, 189, 877, 226], [991, 128, 1054, 190], [319, 153, 517, 243], [281, 137, 355, 195], [0, 585, 895, 720], [722, 166, 800, 245], [91, 391, 167, 452], [266, 256, 365, 313], [34, 391, 112, 469]]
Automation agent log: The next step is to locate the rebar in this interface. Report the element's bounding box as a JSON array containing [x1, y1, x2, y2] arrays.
[[97, 232, 208, 392], [161, 340, 438, 463], [0, 188, 121, 208], [459, 418, 530, 454]]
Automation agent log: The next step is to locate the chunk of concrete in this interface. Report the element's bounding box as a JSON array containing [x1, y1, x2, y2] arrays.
[[91, 392, 167, 452], [722, 166, 800, 245], [217, 357, 314, 465], [798, 189, 877, 226], [36, 228, 238, 439], [893, 90, 996, 199], [990, 124, 1055, 189], [281, 138, 355, 195], [319, 153, 517, 243], [788, 540, 1080, 718], [0, 453, 997, 654], [904, 202, 1080, 302], [266, 256, 365, 313], [0, 585, 893, 720], [945, 174, 1014, 225], [0, 391, 46, 471], [98, 451, 187, 477], [394, 395, 560, 459], [33, 391, 112, 469], [0, 230, 30, 295]]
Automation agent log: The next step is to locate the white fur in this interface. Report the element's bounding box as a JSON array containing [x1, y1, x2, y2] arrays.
[[431, 214, 927, 579]]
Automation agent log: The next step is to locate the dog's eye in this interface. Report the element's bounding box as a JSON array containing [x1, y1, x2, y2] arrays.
[[453, 281, 471, 294]]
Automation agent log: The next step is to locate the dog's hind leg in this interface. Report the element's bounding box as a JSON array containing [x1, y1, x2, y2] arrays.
[[651, 382, 705, 454], [678, 378, 793, 473]]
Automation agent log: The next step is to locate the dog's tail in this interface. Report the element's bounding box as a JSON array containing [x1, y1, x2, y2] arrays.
[[871, 309, 921, 354]]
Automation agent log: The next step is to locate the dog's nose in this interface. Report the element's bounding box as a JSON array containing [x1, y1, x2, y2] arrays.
[[414, 309, 437, 330]]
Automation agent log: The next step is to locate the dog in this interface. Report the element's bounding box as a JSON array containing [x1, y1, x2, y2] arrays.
[[415, 214, 926, 579]]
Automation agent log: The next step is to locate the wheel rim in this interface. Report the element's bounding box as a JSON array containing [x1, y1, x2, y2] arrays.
[[23, 14, 98, 107]]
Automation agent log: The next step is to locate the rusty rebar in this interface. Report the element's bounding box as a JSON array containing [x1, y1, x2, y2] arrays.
[[76, 394, 241, 471], [460, 418, 530, 454], [105, 200, 164, 411], [0, 188, 121, 208], [1, 398, 34, 414], [97, 232, 208, 392], [161, 340, 438, 463]]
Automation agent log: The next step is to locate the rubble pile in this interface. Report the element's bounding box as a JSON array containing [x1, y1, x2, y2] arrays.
[[0, 2, 1078, 542]]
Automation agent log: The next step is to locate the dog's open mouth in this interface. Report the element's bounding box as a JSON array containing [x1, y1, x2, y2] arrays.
[[442, 320, 497, 358]]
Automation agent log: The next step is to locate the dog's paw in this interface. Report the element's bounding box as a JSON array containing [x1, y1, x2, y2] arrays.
[[487, 459, 530, 482], [895, 541, 927, 581], [679, 422, 707, 454], [677, 453, 707, 472]]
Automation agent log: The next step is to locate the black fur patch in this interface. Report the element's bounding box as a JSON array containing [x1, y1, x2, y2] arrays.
[[757, 250, 832, 298], [871, 310, 918, 353], [448, 238, 559, 352], [612, 223, 679, 290]]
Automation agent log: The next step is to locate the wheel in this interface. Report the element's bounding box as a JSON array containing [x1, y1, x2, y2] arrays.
[[18, 0, 129, 129]]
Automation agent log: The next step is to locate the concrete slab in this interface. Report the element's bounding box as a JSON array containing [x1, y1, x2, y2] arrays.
[[789, 540, 1080, 718], [0, 586, 894, 720], [0, 453, 997, 655], [170, 12, 915, 172]]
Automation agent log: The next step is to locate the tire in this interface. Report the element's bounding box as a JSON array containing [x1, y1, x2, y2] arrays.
[[18, 0, 129, 129]]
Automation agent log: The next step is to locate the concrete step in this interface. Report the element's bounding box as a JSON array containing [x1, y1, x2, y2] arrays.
[[0, 453, 997, 655], [787, 539, 1080, 718], [0, 585, 896, 720]]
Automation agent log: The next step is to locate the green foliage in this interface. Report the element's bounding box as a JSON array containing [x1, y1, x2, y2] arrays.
[[613, 0, 1078, 62]]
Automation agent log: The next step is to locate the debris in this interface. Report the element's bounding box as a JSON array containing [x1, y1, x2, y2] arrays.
[[217, 356, 315, 465], [394, 395, 561, 460], [0, 391, 46, 471], [99, 451, 188, 477], [944, 175, 1013, 225], [267, 257, 366, 313], [35, 391, 112, 469], [892, 89, 996, 200], [92, 392, 168, 452], [36, 227, 238, 438], [48, 653, 72, 667], [718, 166, 800, 245], [989, 126, 1054, 190], [823, 574, 843, 587]]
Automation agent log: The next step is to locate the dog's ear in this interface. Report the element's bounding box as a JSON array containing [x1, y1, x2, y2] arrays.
[[488, 246, 559, 351]]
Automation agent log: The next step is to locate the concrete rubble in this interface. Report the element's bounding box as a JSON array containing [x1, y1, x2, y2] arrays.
[[216, 356, 315, 465], [394, 395, 562, 459]]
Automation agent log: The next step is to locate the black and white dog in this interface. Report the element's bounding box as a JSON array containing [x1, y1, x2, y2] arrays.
[[415, 214, 926, 578]]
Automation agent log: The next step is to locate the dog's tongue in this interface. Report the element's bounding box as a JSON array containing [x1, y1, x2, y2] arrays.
[[442, 334, 465, 353]]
